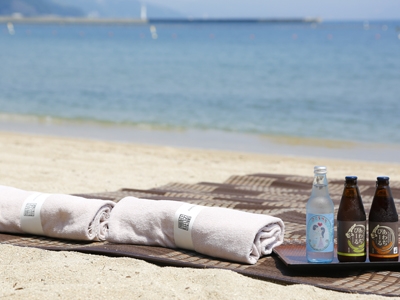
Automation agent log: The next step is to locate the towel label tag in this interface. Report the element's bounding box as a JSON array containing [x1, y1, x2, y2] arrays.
[[20, 193, 50, 235], [174, 203, 204, 250]]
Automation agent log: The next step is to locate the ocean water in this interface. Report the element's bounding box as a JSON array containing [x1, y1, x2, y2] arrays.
[[1, 21, 400, 146]]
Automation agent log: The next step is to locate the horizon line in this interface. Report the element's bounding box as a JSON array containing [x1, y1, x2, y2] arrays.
[[0, 15, 323, 25], [1, 16, 398, 26]]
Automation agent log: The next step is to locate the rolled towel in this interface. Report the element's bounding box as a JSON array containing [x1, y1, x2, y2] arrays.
[[0, 185, 115, 241], [107, 197, 284, 264]]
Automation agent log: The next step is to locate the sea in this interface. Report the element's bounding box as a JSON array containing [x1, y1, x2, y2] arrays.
[[1, 20, 400, 162]]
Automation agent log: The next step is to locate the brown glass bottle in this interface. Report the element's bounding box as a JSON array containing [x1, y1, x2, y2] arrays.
[[369, 176, 399, 262], [337, 176, 366, 262]]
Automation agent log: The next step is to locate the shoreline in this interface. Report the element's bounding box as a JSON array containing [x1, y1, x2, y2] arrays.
[[1, 129, 400, 195], [1, 117, 400, 165]]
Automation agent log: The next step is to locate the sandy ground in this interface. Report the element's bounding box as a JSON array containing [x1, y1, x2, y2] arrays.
[[1, 131, 399, 299]]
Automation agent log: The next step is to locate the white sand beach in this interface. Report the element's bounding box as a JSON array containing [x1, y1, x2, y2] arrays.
[[0, 131, 399, 299]]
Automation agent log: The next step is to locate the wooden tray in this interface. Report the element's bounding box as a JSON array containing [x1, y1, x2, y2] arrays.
[[273, 244, 400, 270]]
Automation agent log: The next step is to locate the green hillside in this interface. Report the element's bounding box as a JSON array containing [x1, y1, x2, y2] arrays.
[[0, 0, 84, 17]]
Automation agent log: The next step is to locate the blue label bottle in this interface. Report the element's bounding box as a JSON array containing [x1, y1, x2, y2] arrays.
[[306, 166, 334, 263]]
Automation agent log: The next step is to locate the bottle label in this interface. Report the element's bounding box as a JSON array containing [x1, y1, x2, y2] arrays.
[[306, 213, 334, 252], [337, 221, 366, 256], [369, 222, 399, 258]]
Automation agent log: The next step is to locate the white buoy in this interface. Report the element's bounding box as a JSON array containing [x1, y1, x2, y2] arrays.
[[150, 25, 158, 39], [7, 22, 15, 35]]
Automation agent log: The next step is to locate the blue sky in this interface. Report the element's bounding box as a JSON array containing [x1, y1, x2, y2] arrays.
[[144, 0, 400, 20]]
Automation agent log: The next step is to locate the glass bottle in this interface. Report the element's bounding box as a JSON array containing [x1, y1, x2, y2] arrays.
[[306, 166, 334, 263], [337, 176, 366, 262], [369, 176, 399, 262]]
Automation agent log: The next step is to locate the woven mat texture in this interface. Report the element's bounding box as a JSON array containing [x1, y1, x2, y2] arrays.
[[1, 173, 400, 296]]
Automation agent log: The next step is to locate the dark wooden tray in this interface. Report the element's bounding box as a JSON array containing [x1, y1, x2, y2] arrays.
[[273, 244, 400, 270]]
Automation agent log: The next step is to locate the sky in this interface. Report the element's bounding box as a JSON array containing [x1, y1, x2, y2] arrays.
[[143, 0, 400, 20]]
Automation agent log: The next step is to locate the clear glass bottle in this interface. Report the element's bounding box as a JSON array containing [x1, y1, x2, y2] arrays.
[[337, 176, 366, 262], [306, 166, 334, 263]]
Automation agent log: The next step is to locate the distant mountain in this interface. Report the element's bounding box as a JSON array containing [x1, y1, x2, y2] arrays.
[[54, 0, 184, 19], [0, 0, 84, 17]]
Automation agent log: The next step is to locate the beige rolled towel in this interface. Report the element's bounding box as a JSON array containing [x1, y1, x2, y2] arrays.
[[0, 185, 115, 241], [107, 197, 284, 264]]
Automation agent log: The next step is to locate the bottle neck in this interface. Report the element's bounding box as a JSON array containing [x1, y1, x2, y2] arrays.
[[344, 180, 358, 195], [345, 179, 357, 189], [377, 182, 388, 189], [311, 173, 330, 197], [375, 183, 392, 197]]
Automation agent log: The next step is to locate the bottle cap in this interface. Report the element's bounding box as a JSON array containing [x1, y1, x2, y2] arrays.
[[345, 176, 357, 181], [314, 166, 327, 174], [377, 176, 390, 181]]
